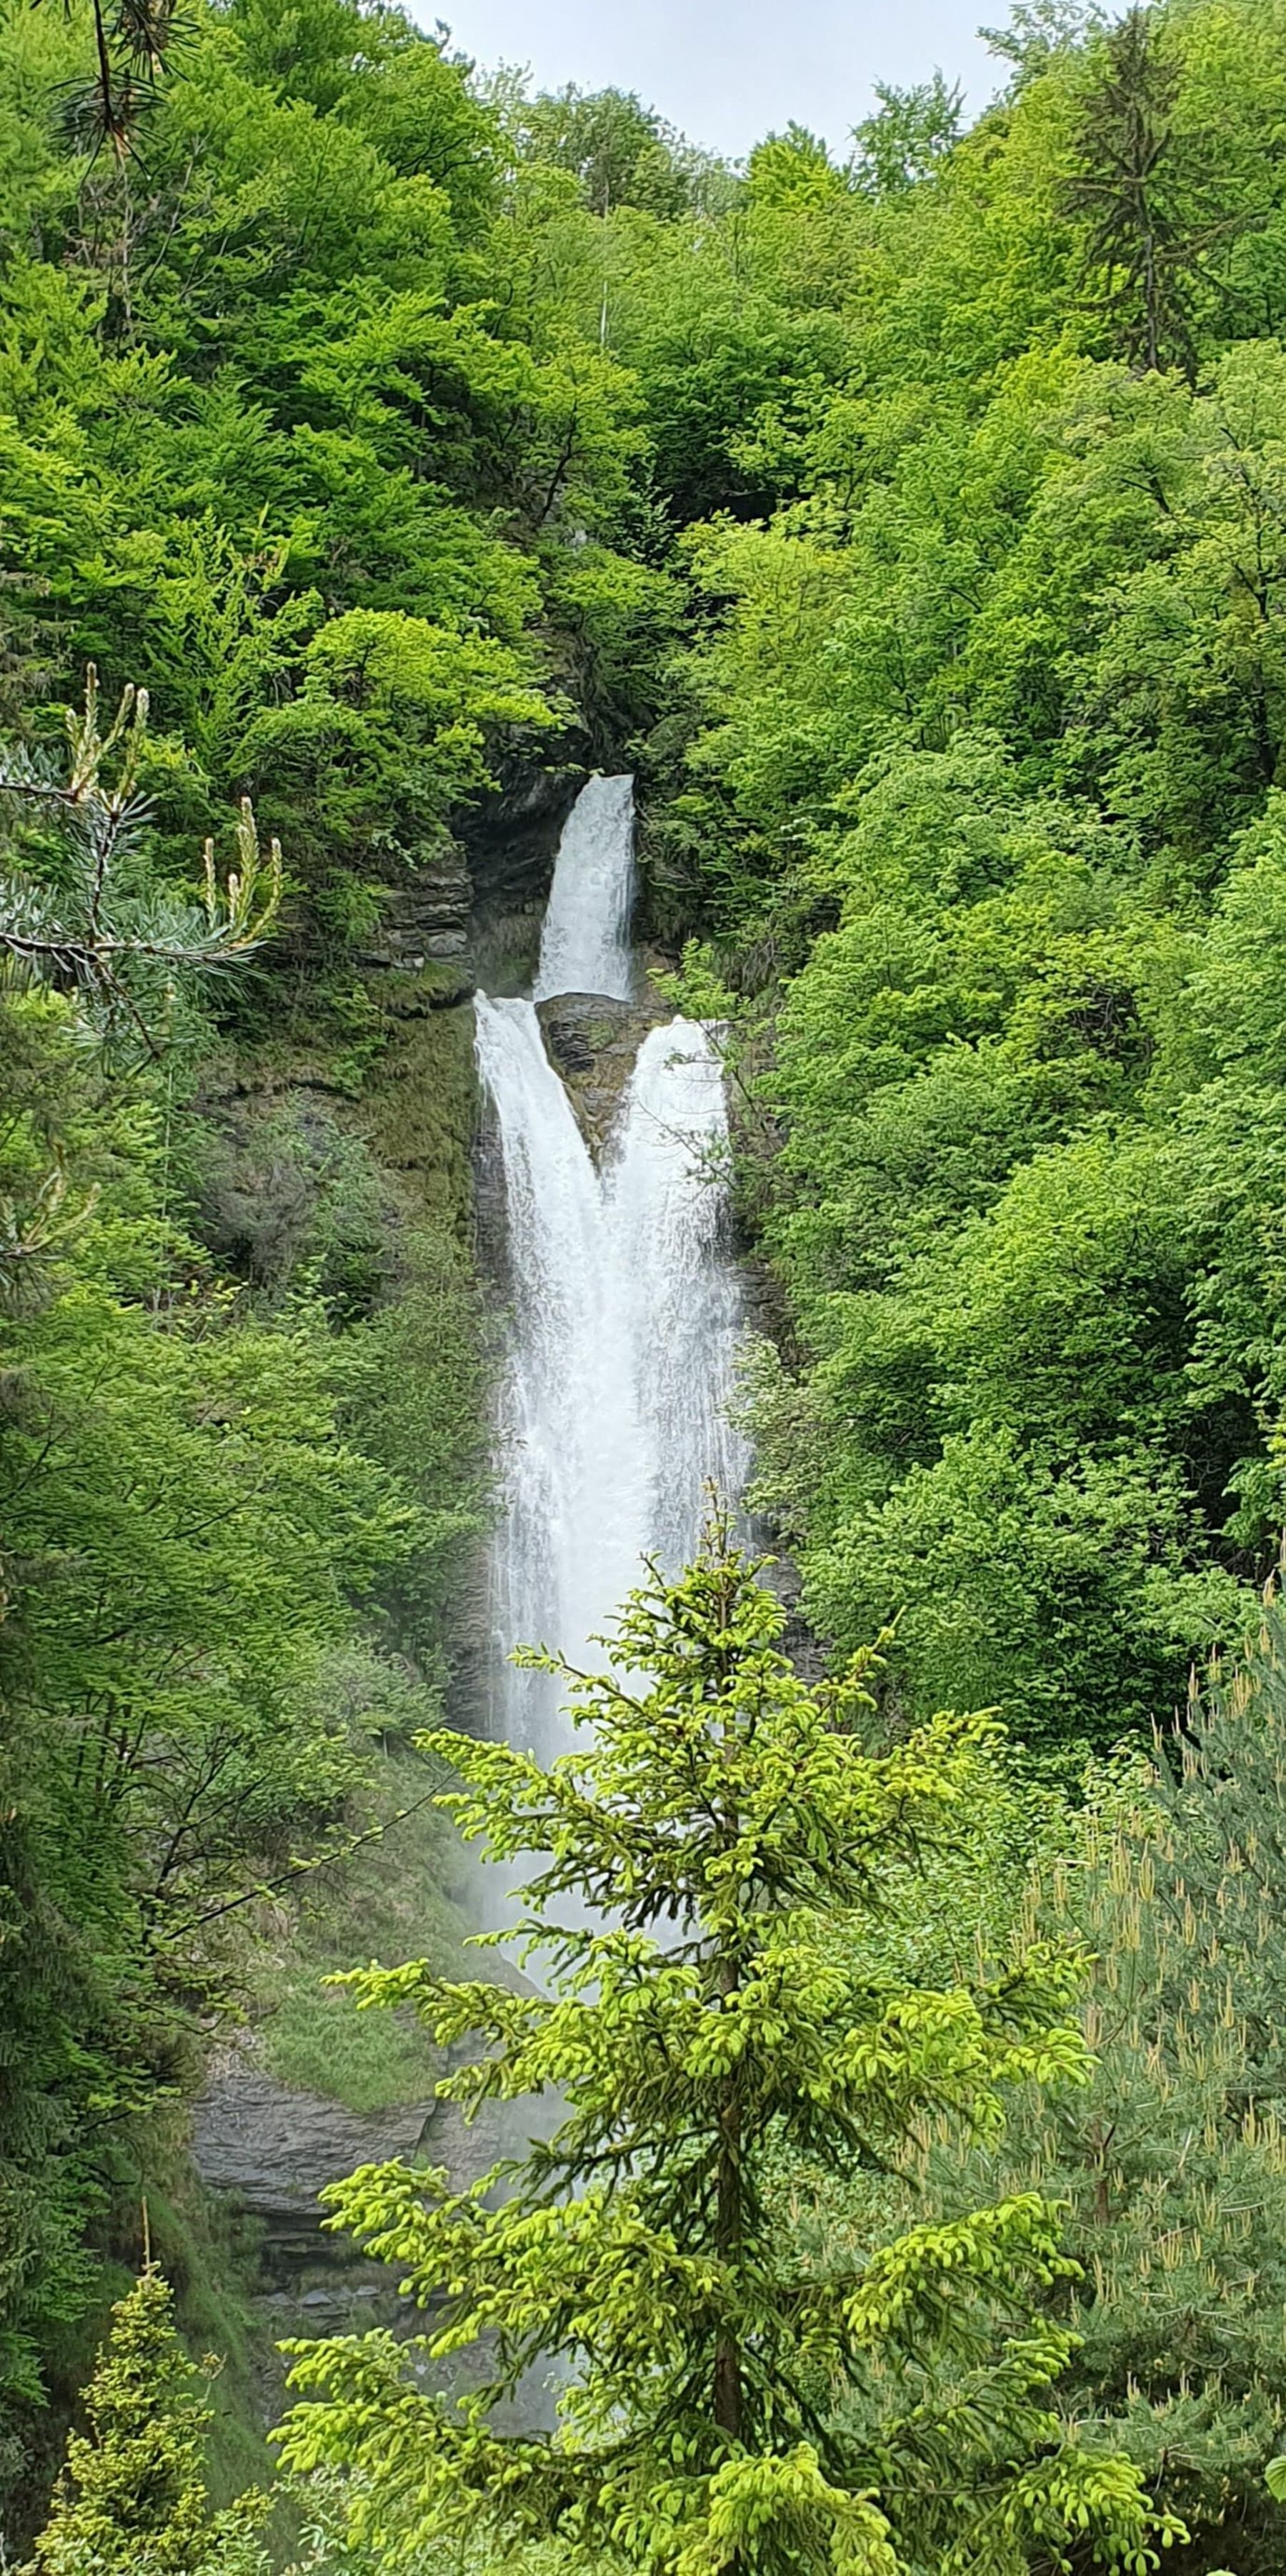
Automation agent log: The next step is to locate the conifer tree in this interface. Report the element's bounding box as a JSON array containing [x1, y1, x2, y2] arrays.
[[32, 0, 176, 161], [280, 1524, 1176, 2576], [30, 2264, 269, 2576], [1065, 8, 1187, 370], [1063, 5, 1231, 374], [0, 668, 281, 1055], [925, 1602, 1286, 2570]]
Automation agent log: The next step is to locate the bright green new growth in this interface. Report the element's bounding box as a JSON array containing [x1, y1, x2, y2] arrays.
[[30, 2264, 269, 2576], [279, 1524, 1177, 2575]]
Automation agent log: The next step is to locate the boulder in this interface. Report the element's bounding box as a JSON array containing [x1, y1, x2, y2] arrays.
[[535, 990, 664, 1153]]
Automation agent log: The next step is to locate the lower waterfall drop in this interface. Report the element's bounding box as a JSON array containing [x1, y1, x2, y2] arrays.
[[475, 990, 649, 1769], [607, 1018, 747, 1572]]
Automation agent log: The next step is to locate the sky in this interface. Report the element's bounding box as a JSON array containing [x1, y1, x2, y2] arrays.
[[414, 0, 1003, 163]]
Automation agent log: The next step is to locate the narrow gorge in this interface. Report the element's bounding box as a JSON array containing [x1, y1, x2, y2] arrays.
[[191, 772, 749, 2377]]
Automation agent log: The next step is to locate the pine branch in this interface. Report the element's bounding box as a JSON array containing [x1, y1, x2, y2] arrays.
[[0, 667, 282, 1035]]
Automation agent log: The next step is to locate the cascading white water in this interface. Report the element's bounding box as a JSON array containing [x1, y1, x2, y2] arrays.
[[477, 775, 745, 1768], [475, 990, 651, 1766], [607, 1020, 746, 1571], [532, 773, 635, 1004]]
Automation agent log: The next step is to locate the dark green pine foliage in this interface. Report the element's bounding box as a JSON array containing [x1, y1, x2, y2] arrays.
[[932, 1603, 1286, 2571], [1064, 9, 1197, 372], [0, 1801, 109, 2505], [279, 1528, 1175, 2576]]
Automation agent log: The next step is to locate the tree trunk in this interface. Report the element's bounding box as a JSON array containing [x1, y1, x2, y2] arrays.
[[713, 1954, 743, 2445]]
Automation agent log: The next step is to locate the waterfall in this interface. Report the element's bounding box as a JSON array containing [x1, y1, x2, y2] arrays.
[[477, 775, 744, 1768], [532, 773, 635, 1004], [475, 990, 651, 1767], [607, 1020, 746, 1570]]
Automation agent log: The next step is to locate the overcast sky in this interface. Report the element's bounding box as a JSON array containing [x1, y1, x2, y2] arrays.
[[416, 0, 1003, 163]]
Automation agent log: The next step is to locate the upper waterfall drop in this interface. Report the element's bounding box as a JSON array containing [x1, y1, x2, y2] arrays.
[[533, 774, 636, 1002]]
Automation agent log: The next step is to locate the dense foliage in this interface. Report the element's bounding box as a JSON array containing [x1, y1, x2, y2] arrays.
[[30, 2266, 270, 2576], [964, 1612, 1286, 2575], [10, 0, 1286, 2564], [636, 1, 1286, 1756], [0, 0, 609, 2520]]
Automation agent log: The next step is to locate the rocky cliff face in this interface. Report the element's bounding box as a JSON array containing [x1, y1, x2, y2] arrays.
[[191, 2042, 555, 2417], [194, 2054, 434, 2272], [362, 847, 473, 970], [457, 758, 584, 921], [344, 762, 588, 1014], [191, 2055, 426, 2382]]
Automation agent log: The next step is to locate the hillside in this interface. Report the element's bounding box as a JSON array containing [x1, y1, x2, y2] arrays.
[[8, 2, 1286, 2568]]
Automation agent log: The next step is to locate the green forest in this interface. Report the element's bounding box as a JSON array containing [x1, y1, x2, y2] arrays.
[[9, 0, 1286, 2566]]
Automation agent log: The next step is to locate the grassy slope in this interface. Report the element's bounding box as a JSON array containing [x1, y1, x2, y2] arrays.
[[249, 1749, 481, 2115]]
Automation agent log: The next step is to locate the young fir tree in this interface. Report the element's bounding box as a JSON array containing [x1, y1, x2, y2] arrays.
[[279, 1523, 1176, 2576], [30, 2263, 269, 2576]]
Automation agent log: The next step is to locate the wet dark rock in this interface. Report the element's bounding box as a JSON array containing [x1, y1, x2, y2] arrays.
[[193, 2045, 561, 2397], [359, 852, 473, 973], [192, 2047, 542, 2261], [459, 760, 585, 915], [193, 2056, 434, 2268]]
